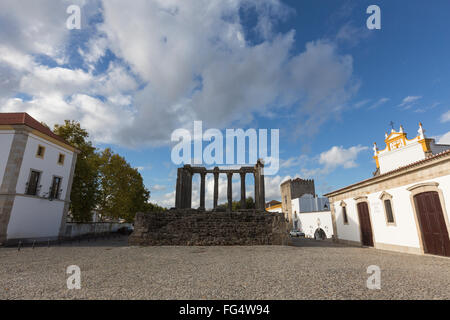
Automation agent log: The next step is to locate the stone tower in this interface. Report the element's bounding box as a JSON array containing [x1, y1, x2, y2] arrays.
[[280, 178, 315, 229]]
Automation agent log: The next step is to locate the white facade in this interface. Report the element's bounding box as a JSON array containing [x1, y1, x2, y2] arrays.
[[326, 124, 450, 257], [0, 129, 14, 184], [374, 123, 450, 174], [294, 211, 333, 239], [331, 175, 450, 253], [290, 194, 332, 238], [291, 194, 330, 214], [0, 113, 78, 243]]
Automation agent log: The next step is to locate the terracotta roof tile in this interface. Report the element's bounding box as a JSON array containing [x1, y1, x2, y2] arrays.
[[0, 112, 75, 150]]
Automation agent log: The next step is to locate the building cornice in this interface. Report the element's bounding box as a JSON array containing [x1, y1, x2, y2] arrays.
[[324, 149, 450, 198]]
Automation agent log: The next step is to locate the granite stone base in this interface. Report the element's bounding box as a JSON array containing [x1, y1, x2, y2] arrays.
[[129, 209, 288, 246]]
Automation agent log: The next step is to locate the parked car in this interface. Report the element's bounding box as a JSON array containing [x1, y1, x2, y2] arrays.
[[289, 230, 305, 237]]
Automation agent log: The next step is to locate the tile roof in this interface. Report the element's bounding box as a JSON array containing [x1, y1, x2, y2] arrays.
[[324, 148, 450, 197], [0, 112, 74, 149]]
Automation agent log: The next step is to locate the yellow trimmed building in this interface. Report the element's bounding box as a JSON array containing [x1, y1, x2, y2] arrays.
[[325, 123, 450, 257]]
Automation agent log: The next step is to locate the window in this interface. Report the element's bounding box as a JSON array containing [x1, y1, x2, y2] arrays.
[[384, 199, 395, 224], [379, 191, 396, 225], [58, 153, 65, 165], [36, 145, 45, 158], [26, 170, 41, 196], [50, 176, 62, 200], [342, 206, 349, 224]]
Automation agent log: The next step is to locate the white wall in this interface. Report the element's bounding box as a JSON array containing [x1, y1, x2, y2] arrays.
[[6, 196, 65, 240], [296, 211, 333, 239], [6, 132, 75, 241], [378, 143, 425, 174], [291, 195, 330, 214], [16, 133, 74, 198], [333, 175, 450, 249], [0, 130, 14, 184]]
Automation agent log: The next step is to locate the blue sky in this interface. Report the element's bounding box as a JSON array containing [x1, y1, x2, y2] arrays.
[[1, 0, 449, 207]]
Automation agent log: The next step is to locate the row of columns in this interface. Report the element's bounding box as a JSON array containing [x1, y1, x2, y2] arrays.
[[175, 161, 265, 211]]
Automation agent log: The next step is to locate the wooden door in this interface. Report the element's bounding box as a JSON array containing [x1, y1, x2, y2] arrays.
[[357, 202, 374, 247], [414, 192, 450, 257]]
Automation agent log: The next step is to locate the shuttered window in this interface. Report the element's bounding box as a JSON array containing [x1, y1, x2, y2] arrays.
[[342, 206, 348, 224], [384, 199, 395, 223]]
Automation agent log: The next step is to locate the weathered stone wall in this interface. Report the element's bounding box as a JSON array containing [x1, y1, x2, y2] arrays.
[[129, 209, 289, 246]]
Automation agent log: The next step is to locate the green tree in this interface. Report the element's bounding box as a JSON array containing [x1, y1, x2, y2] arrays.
[[53, 121, 100, 222], [218, 197, 255, 211], [98, 148, 150, 222], [143, 202, 167, 212]]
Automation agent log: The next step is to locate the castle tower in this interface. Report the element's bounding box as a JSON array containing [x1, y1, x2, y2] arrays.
[[280, 178, 315, 229]]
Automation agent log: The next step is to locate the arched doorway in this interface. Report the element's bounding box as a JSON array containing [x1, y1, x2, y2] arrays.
[[414, 191, 450, 257], [314, 228, 326, 240]]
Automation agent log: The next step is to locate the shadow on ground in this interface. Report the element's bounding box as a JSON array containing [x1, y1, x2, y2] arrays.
[[2, 235, 129, 249], [289, 237, 356, 248]]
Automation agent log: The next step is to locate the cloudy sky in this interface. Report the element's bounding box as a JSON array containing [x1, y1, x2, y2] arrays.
[[1, 0, 450, 208]]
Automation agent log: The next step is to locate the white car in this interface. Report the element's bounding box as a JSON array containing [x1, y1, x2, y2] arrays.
[[289, 230, 305, 237]]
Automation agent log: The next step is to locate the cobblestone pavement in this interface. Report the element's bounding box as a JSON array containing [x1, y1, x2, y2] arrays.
[[0, 237, 449, 300]]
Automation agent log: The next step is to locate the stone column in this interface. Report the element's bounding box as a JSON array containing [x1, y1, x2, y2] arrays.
[[175, 168, 183, 208], [227, 172, 233, 212], [260, 172, 265, 210], [240, 172, 246, 209], [180, 165, 192, 209], [186, 169, 192, 209], [254, 159, 265, 210], [253, 171, 260, 209], [200, 171, 206, 210], [213, 167, 219, 209]]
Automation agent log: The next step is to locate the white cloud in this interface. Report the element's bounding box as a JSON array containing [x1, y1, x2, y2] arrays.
[[0, 0, 358, 148], [368, 97, 389, 110], [151, 184, 166, 191], [335, 23, 371, 47], [438, 132, 450, 145], [441, 110, 450, 123], [264, 174, 291, 201], [353, 99, 370, 109], [399, 96, 422, 109], [319, 145, 368, 172], [280, 155, 308, 169], [97, 0, 357, 145]]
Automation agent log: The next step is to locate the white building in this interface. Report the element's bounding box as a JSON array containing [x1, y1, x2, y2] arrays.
[[292, 194, 330, 213], [291, 194, 333, 239], [0, 113, 78, 244], [325, 123, 450, 257]]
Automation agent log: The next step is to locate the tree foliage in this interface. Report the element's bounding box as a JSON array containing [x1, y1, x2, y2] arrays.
[[217, 197, 255, 211], [97, 148, 150, 222], [54, 121, 152, 222], [54, 121, 100, 222]]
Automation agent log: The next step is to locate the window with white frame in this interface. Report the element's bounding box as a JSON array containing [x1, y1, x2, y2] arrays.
[[379, 192, 396, 225]]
